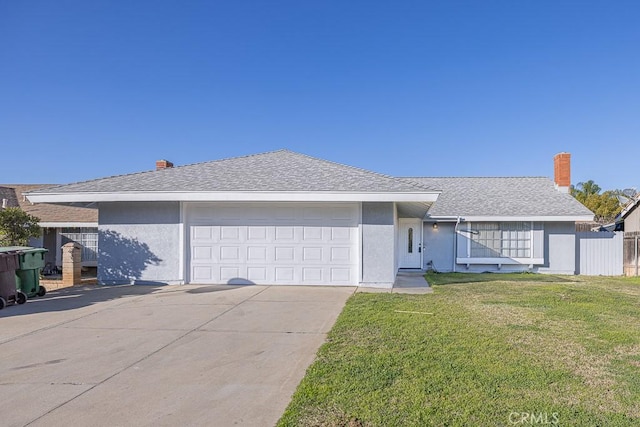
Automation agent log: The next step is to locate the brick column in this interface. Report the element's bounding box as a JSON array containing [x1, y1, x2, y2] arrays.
[[62, 242, 83, 286]]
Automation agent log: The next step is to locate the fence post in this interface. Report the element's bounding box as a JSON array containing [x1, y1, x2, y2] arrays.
[[634, 236, 640, 277], [62, 242, 83, 286]]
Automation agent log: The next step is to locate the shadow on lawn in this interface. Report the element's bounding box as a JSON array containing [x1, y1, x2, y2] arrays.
[[425, 272, 577, 286]]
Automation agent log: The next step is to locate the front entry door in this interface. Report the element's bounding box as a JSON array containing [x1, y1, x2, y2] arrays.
[[398, 218, 422, 269]]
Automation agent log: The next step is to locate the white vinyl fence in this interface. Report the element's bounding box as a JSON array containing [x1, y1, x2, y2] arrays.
[[576, 231, 623, 276]]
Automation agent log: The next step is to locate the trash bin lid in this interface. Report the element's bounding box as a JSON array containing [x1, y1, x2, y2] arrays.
[[0, 246, 48, 254], [0, 246, 31, 253], [15, 247, 48, 254]]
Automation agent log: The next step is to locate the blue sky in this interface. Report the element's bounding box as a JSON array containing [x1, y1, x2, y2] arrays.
[[1, 1, 638, 191]]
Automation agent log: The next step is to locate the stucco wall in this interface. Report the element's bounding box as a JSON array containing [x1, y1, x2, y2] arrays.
[[98, 202, 182, 284], [361, 202, 396, 287], [425, 221, 577, 274], [423, 222, 455, 272]]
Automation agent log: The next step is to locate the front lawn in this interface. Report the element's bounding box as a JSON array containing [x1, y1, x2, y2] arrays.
[[278, 274, 640, 426]]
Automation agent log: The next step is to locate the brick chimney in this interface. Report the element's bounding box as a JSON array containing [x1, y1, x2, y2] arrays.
[[553, 152, 571, 193], [156, 159, 174, 170]]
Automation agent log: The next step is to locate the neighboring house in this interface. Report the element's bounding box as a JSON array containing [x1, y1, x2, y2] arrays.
[[0, 185, 98, 268], [615, 197, 640, 233], [26, 150, 593, 287]]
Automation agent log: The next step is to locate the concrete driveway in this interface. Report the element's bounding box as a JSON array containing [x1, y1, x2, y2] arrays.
[[0, 284, 355, 427]]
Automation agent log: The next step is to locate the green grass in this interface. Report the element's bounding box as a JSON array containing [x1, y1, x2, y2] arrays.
[[278, 274, 640, 426]]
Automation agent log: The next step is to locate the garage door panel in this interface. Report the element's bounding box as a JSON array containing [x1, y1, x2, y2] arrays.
[[330, 247, 351, 262], [192, 246, 214, 262], [192, 266, 213, 282], [247, 266, 267, 281], [302, 227, 323, 240], [275, 227, 295, 241], [247, 246, 267, 261], [220, 267, 240, 281], [247, 226, 267, 241], [220, 246, 241, 262], [192, 226, 214, 240], [302, 267, 323, 282], [330, 227, 351, 241], [275, 267, 295, 282], [220, 226, 241, 241], [330, 268, 351, 283], [302, 247, 323, 261], [274, 246, 295, 262], [188, 203, 358, 285]]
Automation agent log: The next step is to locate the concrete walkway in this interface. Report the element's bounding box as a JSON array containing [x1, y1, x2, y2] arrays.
[[393, 270, 433, 294], [357, 270, 433, 294], [0, 284, 354, 427]]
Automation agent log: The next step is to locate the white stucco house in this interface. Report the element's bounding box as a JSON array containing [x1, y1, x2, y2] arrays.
[[26, 150, 593, 288]]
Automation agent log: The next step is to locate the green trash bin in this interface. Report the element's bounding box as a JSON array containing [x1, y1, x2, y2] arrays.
[[12, 247, 49, 298]]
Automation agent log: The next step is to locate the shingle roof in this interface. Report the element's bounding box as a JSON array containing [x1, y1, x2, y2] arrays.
[[404, 177, 593, 218], [0, 184, 97, 224], [25, 150, 593, 219], [30, 150, 433, 194]]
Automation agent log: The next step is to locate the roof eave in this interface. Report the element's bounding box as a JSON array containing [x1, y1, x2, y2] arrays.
[[621, 199, 640, 219], [39, 222, 99, 228], [26, 191, 441, 204], [428, 214, 594, 222]]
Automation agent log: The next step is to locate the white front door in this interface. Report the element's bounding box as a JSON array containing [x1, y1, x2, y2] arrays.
[[398, 218, 422, 269]]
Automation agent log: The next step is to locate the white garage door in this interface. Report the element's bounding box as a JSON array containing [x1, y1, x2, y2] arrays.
[[187, 203, 359, 285]]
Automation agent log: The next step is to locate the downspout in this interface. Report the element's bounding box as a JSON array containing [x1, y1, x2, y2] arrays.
[[453, 216, 461, 272]]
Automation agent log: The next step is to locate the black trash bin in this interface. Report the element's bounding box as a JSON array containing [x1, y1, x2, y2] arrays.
[[0, 250, 27, 309]]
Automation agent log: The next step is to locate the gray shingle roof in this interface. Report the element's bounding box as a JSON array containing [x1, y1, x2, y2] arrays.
[[404, 177, 593, 218], [31, 150, 433, 194], [26, 150, 593, 219]]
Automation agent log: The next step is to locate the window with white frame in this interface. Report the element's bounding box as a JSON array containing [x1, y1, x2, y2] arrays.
[[470, 222, 531, 258]]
